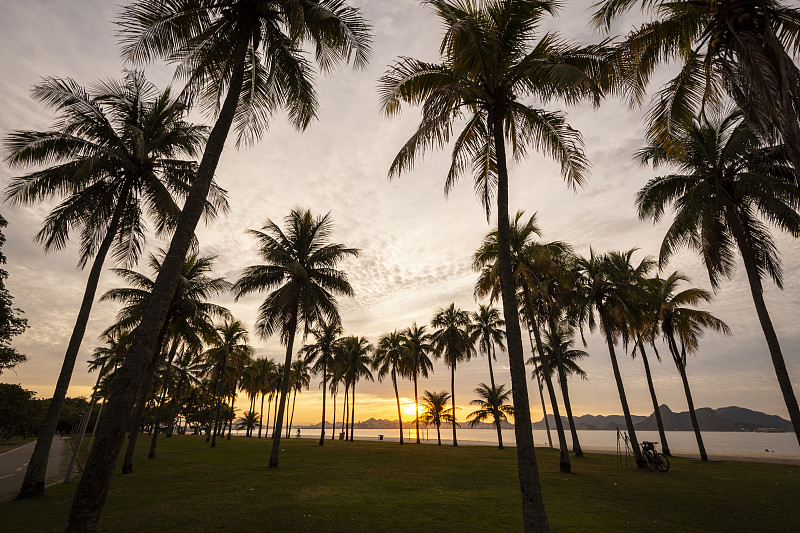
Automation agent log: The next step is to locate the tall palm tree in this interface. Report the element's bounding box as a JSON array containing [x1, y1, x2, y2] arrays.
[[404, 323, 434, 444], [101, 251, 230, 470], [469, 305, 506, 397], [649, 272, 731, 461], [467, 383, 515, 449], [373, 330, 410, 444], [469, 306, 507, 447], [636, 109, 800, 446], [474, 211, 575, 469], [419, 390, 455, 446], [380, 0, 612, 517], [431, 303, 473, 447], [286, 359, 311, 438], [337, 335, 374, 441], [67, 4, 371, 526], [250, 357, 276, 439], [593, 0, 800, 171], [3, 72, 219, 499], [234, 209, 357, 466], [302, 321, 343, 445], [575, 249, 652, 469], [203, 320, 253, 447]]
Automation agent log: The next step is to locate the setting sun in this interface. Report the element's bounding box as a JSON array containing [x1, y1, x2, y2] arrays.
[[402, 402, 419, 418]]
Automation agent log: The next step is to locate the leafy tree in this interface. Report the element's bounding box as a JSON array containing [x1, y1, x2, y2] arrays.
[[419, 390, 455, 446], [467, 383, 515, 449], [637, 109, 800, 446], [68, 3, 371, 527], [0, 383, 36, 436], [234, 209, 357, 465], [4, 73, 219, 499], [336, 335, 374, 441], [0, 213, 27, 374]]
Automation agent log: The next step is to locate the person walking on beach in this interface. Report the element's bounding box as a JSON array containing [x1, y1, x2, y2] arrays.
[[296, 429, 300, 438]]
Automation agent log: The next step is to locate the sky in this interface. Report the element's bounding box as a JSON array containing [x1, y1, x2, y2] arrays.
[[1, 0, 799, 432]]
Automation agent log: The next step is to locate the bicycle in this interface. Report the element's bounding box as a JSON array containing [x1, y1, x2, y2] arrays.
[[641, 441, 670, 472]]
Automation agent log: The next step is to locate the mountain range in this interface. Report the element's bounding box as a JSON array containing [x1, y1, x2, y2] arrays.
[[300, 405, 792, 432]]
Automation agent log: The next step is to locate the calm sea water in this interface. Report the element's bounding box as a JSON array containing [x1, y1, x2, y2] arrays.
[[287, 427, 800, 460]]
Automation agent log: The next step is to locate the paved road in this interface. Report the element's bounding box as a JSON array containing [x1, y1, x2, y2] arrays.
[[0, 436, 72, 501]]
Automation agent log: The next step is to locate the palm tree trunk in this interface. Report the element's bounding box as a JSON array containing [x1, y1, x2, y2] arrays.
[[148, 339, 179, 458], [271, 394, 279, 438], [287, 388, 298, 438], [638, 343, 670, 455], [122, 325, 169, 474], [392, 370, 404, 444], [493, 109, 549, 532], [343, 385, 349, 440], [436, 421, 441, 445], [331, 390, 337, 441], [350, 380, 356, 442], [488, 342, 503, 450], [210, 350, 229, 448], [19, 192, 126, 499], [413, 372, 420, 444], [666, 333, 707, 461], [450, 360, 458, 447], [258, 393, 265, 439], [727, 212, 800, 447], [319, 353, 328, 445], [270, 317, 297, 468], [165, 376, 185, 438], [527, 330, 552, 447], [599, 308, 645, 469], [227, 392, 237, 440], [546, 315, 583, 458], [526, 301, 569, 473], [66, 32, 251, 532]]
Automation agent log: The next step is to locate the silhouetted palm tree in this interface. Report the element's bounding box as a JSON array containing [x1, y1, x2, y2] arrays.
[[419, 390, 455, 446], [431, 303, 474, 447], [404, 323, 434, 444], [234, 210, 357, 465], [302, 321, 343, 445], [337, 335, 374, 441], [637, 109, 800, 446], [4, 72, 220, 498], [467, 383, 515, 449], [373, 330, 410, 444], [67, 3, 370, 525]]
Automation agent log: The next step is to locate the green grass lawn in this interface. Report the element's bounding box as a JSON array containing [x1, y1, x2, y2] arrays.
[[2, 435, 798, 532]]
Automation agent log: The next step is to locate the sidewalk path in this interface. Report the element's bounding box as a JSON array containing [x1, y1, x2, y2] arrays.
[[0, 436, 72, 501]]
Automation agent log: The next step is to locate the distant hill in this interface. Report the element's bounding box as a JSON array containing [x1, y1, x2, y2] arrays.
[[300, 406, 791, 432], [533, 405, 791, 432]]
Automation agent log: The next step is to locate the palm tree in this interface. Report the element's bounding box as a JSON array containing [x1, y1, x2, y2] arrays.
[[652, 272, 731, 461], [67, 3, 371, 526], [101, 252, 230, 470], [233, 209, 358, 466], [474, 211, 575, 469], [575, 250, 652, 469], [467, 383, 515, 449], [165, 346, 206, 437], [593, 0, 800, 171], [419, 390, 455, 446], [373, 331, 410, 444], [431, 303, 473, 447], [380, 0, 612, 517], [337, 336, 374, 441], [302, 321, 343, 445], [404, 323, 434, 444], [203, 320, 253, 447], [286, 359, 311, 438], [636, 109, 800, 446], [3, 72, 219, 499], [469, 305, 506, 397], [250, 357, 276, 439]]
